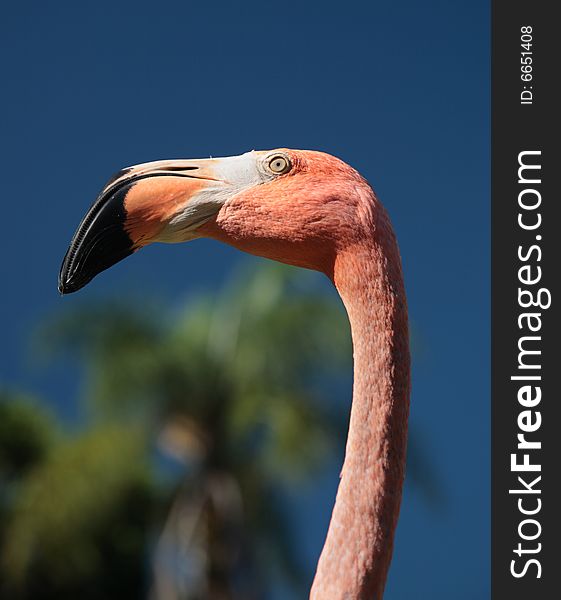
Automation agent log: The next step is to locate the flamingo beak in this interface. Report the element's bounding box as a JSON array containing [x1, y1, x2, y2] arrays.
[[58, 158, 225, 294]]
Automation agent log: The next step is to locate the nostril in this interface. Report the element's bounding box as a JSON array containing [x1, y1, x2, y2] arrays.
[[162, 166, 199, 171]]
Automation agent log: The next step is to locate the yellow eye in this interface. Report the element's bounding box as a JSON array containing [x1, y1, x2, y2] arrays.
[[268, 155, 291, 174]]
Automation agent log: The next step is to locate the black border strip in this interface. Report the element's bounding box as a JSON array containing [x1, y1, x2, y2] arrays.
[[492, 2, 558, 597]]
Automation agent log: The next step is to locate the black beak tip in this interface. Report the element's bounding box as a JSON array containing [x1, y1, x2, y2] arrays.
[[58, 250, 92, 295], [58, 253, 72, 295], [58, 184, 135, 296], [58, 277, 67, 295], [57, 270, 82, 295]]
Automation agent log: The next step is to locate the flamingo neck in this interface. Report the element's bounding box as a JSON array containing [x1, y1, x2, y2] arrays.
[[311, 234, 410, 600]]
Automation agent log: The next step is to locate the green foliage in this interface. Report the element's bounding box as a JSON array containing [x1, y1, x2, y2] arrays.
[[2, 262, 439, 599], [1, 423, 155, 600], [44, 264, 351, 481], [3, 263, 352, 598], [0, 392, 55, 480]]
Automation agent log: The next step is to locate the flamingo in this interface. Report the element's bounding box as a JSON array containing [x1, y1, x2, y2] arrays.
[[59, 149, 410, 600]]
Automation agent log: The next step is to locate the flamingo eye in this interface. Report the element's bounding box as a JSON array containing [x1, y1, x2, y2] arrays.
[[267, 155, 291, 174]]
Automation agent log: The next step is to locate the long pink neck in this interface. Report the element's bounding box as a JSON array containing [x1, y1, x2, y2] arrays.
[[311, 230, 410, 599]]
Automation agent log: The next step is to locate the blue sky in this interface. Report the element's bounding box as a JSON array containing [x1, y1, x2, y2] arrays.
[[1, 1, 489, 597]]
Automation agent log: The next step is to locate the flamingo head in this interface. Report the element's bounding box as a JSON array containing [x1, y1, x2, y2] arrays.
[[59, 149, 375, 294]]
